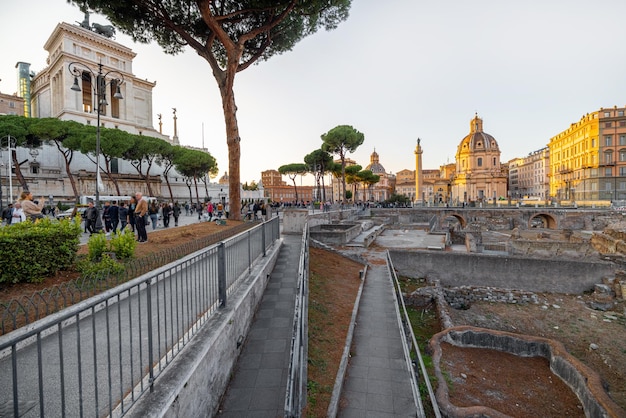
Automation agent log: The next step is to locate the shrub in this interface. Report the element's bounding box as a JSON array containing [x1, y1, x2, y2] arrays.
[[87, 232, 108, 262], [108, 229, 136, 260], [76, 253, 125, 278], [0, 218, 81, 284]]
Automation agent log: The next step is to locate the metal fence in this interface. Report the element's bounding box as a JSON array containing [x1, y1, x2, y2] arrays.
[[386, 250, 441, 418], [0, 217, 279, 418], [284, 223, 309, 417]]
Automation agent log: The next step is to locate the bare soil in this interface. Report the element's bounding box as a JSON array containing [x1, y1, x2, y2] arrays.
[[445, 293, 626, 414], [304, 247, 363, 417]]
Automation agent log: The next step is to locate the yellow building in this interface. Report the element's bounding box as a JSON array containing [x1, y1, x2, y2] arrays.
[[548, 106, 626, 202], [451, 115, 508, 204]]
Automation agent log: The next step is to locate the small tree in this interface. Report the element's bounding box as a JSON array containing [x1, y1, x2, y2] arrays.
[[321, 125, 364, 203], [278, 163, 308, 203]]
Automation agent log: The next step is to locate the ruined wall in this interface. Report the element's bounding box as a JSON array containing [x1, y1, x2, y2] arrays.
[[389, 250, 615, 294]]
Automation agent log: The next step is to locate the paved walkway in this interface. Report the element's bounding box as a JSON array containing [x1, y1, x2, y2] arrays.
[[217, 234, 302, 417], [339, 261, 417, 417]]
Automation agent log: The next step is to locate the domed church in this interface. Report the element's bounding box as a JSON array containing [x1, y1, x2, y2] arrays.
[[451, 114, 508, 204]]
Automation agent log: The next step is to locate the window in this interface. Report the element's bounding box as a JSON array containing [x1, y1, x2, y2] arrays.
[[9, 102, 15, 108], [621, 168, 626, 176], [619, 110, 625, 117], [605, 136, 612, 146], [621, 135, 626, 146], [477, 157, 482, 167], [606, 167, 613, 177], [605, 122, 612, 128], [591, 138, 596, 147], [620, 150, 626, 162], [30, 165, 39, 175], [621, 121, 626, 127], [493, 157, 496, 165], [605, 151, 613, 164], [604, 111, 611, 117]]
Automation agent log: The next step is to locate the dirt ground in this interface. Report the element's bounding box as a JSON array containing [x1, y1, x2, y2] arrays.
[[305, 247, 363, 417], [445, 293, 626, 415]]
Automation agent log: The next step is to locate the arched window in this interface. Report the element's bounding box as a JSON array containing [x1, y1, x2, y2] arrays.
[[477, 157, 483, 167]]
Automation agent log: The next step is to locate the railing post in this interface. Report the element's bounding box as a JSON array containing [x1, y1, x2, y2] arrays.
[[218, 242, 226, 308], [262, 222, 266, 257], [145, 278, 155, 392]]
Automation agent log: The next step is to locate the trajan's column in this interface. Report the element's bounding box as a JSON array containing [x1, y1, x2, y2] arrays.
[[414, 138, 423, 204]]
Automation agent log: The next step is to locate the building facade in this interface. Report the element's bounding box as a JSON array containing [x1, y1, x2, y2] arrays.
[[549, 106, 626, 202], [507, 148, 549, 199], [451, 115, 508, 204], [1, 17, 232, 206]]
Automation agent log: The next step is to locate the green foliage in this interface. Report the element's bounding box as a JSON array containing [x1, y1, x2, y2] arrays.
[[109, 229, 137, 259], [87, 233, 108, 262], [76, 254, 125, 278], [87, 229, 136, 261], [0, 218, 81, 284]]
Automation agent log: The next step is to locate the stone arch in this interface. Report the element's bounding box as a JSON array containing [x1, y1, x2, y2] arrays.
[[529, 213, 557, 229], [440, 213, 467, 229]]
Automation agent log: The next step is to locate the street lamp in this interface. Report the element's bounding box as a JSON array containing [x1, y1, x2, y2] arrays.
[[0, 135, 16, 207], [68, 61, 124, 231]]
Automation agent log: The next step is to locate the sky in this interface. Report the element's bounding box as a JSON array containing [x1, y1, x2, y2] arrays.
[[2, 0, 626, 186]]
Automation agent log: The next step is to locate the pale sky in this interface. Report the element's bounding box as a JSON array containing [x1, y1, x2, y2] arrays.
[[2, 0, 626, 185]]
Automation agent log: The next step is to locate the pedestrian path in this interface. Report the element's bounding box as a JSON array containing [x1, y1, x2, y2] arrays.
[[339, 261, 417, 417], [217, 234, 302, 417]]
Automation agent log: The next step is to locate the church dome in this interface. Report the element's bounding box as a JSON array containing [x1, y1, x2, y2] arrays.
[[457, 114, 500, 154], [365, 149, 386, 174]]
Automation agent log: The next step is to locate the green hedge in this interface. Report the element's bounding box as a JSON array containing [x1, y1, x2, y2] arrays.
[[0, 218, 82, 284]]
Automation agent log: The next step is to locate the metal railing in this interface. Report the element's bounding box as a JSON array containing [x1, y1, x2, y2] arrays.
[[0, 217, 279, 417], [284, 223, 309, 417], [387, 250, 441, 418], [0, 222, 256, 335]]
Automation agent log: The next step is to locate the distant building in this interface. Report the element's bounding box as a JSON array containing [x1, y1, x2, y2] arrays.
[[507, 148, 549, 199], [548, 106, 626, 202], [451, 115, 508, 204], [363, 150, 395, 201], [0, 91, 24, 116]]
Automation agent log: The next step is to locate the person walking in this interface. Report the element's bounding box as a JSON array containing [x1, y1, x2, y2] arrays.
[[102, 201, 112, 233], [84, 201, 99, 235], [162, 203, 171, 227], [134, 192, 148, 243]]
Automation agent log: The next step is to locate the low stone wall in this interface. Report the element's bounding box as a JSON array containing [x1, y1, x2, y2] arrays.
[[282, 208, 360, 234], [508, 239, 598, 258], [389, 250, 616, 294], [125, 242, 281, 417], [309, 223, 361, 245], [428, 326, 626, 418]]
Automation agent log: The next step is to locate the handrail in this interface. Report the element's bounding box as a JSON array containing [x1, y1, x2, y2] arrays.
[[0, 217, 280, 417], [284, 223, 309, 417], [386, 250, 441, 418]]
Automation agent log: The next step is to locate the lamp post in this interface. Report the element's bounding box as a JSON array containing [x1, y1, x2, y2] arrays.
[[0, 135, 16, 207], [68, 61, 124, 231]]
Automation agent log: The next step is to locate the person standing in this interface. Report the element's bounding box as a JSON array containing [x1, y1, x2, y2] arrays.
[[10, 202, 25, 224], [148, 202, 159, 230], [2, 203, 13, 226], [109, 201, 120, 233], [134, 192, 148, 243], [118, 201, 129, 231], [172, 202, 181, 227], [19, 192, 45, 221], [128, 196, 137, 232]]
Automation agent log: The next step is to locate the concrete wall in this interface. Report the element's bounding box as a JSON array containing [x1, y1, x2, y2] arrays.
[[389, 250, 615, 294], [125, 241, 282, 417], [282, 208, 360, 234]]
